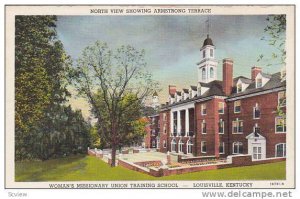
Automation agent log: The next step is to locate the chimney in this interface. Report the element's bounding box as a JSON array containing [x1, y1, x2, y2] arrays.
[[222, 58, 233, 96], [251, 66, 262, 81], [168, 85, 176, 95]]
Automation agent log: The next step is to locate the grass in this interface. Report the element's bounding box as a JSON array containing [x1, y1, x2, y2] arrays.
[[15, 155, 286, 181]]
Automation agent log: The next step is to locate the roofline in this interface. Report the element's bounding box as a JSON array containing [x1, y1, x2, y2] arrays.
[[226, 86, 285, 101]]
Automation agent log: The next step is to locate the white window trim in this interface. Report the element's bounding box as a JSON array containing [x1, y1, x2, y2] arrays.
[[275, 117, 286, 134], [152, 140, 156, 148], [219, 142, 225, 154], [219, 120, 225, 134], [232, 119, 243, 134], [234, 100, 241, 113], [201, 104, 207, 115], [253, 104, 261, 119], [256, 78, 263, 88], [252, 146, 263, 160], [201, 141, 207, 153], [218, 102, 225, 114], [178, 140, 183, 153], [202, 120, 207, 134], [171, 139, 176, 152], [232, 142, 243, 154], [187, 140, 193, 154], [275, 143, 286, 158], [278, 91, 286, 107], [237, 83, 242, 93]]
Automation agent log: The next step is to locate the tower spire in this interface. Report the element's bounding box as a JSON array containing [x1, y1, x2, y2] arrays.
[[206, 16, 210, 36]]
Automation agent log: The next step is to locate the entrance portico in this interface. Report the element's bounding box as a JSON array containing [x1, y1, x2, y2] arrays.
[[246, 130, 266, 160]]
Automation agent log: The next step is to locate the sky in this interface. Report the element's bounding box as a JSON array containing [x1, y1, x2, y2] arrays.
[[56, 15, 284, 118]]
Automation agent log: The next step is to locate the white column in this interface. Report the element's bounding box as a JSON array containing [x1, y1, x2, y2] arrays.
[[185, 109, 189, 136], [177, 110, 181, 136], [170, 111, 173, 137]]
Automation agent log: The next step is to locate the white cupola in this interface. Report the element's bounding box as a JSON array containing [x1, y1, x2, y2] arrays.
[[197, 35, 218, 83]]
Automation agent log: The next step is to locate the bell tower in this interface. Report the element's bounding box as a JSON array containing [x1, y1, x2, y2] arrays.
[[197, 34, 218, 83]]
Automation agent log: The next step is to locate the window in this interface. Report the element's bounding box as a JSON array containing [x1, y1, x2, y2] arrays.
[[275, 117, 286, 133], [202, 68, 206, 80], [233, 142, 243, 154], [156, 138, 160, 149], [187, 140, 193, 154], [163, 124, 166, 134], [253, 146, 262, 160], [278, 91, 286, 107], [237, 83, 242, 93], [178, 140, 183, 153], [202, 120, 207, 134], [173, 112, 177, 135], [203, 50, 206, 58], [171, 139, 176, 152], [210, 67, 214, 78], [201, 104, 207, 115], [218, 102, 224, 114], [219, 119, 224, 134], [256, 78, 262, 88], [234, 100, 241, 113], [276, 143, 286, 157], [189, 90, 193, 99], [163, 140, 166, 148], [219, 142, 225, 154], [152, 140, 156, 148], [232, 119, 243, 134], [201, 141, 207, 153], [197, 87, 201, 96], [253, 104, 260, 119], [210, 49, 213, 57]]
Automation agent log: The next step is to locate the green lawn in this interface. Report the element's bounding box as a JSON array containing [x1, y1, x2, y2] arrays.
[[15, 155, 286, 181]]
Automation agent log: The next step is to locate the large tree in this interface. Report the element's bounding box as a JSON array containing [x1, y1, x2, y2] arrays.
[[257, 15, 286, 70], [15, 16, 73, 160], [71, 41, 158, 166]]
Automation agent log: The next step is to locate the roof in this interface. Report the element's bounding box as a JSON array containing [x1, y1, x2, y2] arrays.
[[202, 34, 214, 47], [260, 72, 272, 79], [176, 91, 181, 96], [162, 80, 225, 109], [182, 88, 189, 93], [235, 76, 252, 84], [229, 72, 285, 99], [152, 91, 158, 97], [190, 86, 197, 91]]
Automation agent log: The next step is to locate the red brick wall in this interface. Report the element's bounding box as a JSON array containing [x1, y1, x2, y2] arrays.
[[144, 117, 151, 148], [159, 110, 170, 153], [195, 98, 226, 157], [227, 91, 286, 158]]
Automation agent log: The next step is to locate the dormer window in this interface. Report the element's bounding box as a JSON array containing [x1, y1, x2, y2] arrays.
[[256, 78, 262, 88], [189, 90, 192, 99], [197, 87, 201, 96], [237, 83, 242, 93]]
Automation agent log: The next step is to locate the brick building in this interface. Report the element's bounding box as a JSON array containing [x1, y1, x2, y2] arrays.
[[143, 92, 161, 149], [158, 35, 286, 160]]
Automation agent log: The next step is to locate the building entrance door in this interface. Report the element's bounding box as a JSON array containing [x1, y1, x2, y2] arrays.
[[253, 146, 262, 160]]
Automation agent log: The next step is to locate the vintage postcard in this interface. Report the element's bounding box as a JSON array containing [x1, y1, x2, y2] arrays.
[[5, 5, 295, 189]]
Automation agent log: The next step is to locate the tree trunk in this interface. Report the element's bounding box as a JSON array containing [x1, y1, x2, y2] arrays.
[[111, 144, 116, 167]]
